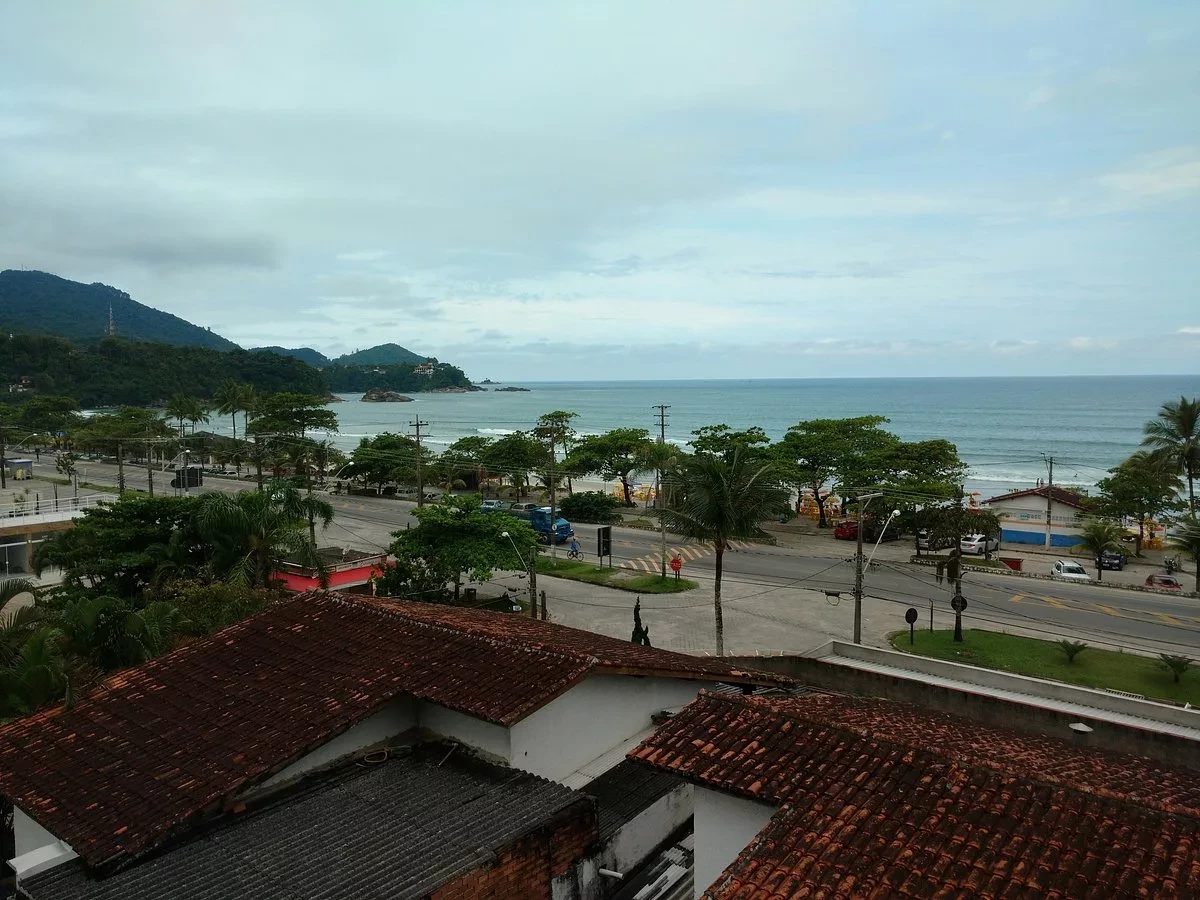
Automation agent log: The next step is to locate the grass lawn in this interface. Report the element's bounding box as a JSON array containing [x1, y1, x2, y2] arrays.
[[536, 557, 698, 593], [890, 628, 1200, 706]]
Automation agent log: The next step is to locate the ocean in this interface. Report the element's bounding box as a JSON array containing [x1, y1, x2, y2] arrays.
[[210, 376, 1200, 495]]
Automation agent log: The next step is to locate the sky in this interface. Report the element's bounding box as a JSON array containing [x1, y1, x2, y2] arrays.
[[2, 1, 1198, 380]]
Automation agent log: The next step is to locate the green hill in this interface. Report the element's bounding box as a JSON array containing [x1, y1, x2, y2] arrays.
[[1, 334, 324, 407], [252, 346, 331, 367], [336, 343, 426, 366], [0, 270, 239, 350]]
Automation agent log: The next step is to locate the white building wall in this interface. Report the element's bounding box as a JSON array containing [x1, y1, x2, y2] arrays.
[[13, 807, 60, 857], [253, 697, 415, 793], [601, 783, 693, 875], [417, 701, 512, 762], [509, 675, 716, 782], [692, 787, 777, 900]]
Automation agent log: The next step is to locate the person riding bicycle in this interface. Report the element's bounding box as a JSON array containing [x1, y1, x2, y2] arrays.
[[569, 538, 580, 557]]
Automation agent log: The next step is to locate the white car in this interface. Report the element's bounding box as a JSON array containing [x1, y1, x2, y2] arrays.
[[960, 533, 999, 555], [1051, 560, 1090, 582]]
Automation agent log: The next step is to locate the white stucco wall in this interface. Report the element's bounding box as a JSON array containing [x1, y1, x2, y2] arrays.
[[693, 787, 777, 900], [509, 675, 716, 782], [254, 697, 415, 793], [417, 701, 512, 762], [602, 783, 694, 875], [13, 807, 59, 857]]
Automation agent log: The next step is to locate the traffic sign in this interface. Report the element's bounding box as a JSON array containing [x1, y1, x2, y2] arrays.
[[670, 556, 682, 573], [951, 594, 967, 613]]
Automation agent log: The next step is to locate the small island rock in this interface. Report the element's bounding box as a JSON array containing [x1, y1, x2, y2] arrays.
[[361, 388, 414, 402], [494, 386, 531, 392]]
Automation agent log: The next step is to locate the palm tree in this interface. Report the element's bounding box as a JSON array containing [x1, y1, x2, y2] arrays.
[[164, 394, 193, 438], [0, 627, 67, 716], [270, 481, 335, 548], [1169, 517, 1200, 594], [1, 579, 41, 669], [1077, 519, 1126, 582], [661, 449, 789, 655], [195, 490, 324, 587], [214, 380, 253, 474], [1143, 396, 1200, 515]]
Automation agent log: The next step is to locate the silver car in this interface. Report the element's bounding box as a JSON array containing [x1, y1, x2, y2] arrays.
[[960, 533, 999, 555], [1051, 560, 1090, 581]]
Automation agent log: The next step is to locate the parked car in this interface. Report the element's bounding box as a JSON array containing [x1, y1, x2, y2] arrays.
[[960, 533, 999, 555], [833, 520, 859, 540], [509, 503, 539, 513], [1097, 548, 1126, 571], [480, 499, 511, 512], [1051, 560, 1090, 582], [1145, 574, 1182, 591]]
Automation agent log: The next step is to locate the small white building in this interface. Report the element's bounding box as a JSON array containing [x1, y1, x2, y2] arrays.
[[982, 485, 1086, 547]]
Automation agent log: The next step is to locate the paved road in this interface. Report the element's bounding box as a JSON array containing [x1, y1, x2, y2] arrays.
[[27, 459, 1200, 655]]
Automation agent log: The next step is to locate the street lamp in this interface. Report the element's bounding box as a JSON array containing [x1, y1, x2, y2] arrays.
[[501, 531, 538, 620]]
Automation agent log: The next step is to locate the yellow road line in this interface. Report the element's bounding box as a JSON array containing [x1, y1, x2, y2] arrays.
[[1150, 612, 1185, 626], [1092, 604, 1129, 619]]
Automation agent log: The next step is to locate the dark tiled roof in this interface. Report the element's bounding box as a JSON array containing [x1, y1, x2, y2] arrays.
[[0, 592, 783, 870], [631, 692, 1200, 898], [983, 485, 1087, 509], [585, 758, 684, 839], [21, 746, 593, 900]]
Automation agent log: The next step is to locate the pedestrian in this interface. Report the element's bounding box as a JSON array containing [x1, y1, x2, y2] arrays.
[[935, 561, 945, 585], [34, 448, 40, 462]]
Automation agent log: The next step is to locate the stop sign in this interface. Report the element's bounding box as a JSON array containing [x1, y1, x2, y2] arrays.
[[670, 556, 682, 573]]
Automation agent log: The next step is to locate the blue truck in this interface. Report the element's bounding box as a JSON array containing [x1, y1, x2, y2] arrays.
[[509, 506, 574, 544]]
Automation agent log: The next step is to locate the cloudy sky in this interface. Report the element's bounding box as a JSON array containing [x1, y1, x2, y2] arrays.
[[3, 1, 1198, 379]]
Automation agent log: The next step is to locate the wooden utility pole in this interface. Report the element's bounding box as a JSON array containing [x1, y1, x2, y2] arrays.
[[851, 492, 882, 644], [1042, 454, 1054, 549], [116, 440, 125, 493], [0, 416, 6, 489], [653, 404, 670, 578], [146, 430, 154, 497], [411, 419, 429, 507]]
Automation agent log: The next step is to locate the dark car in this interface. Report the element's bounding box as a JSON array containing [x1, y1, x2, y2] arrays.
[[1098, 549, 1126, 571], [1145, 574, 1182, 591]]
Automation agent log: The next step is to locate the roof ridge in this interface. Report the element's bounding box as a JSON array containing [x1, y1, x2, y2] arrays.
[[693, 691, 1200, 820]]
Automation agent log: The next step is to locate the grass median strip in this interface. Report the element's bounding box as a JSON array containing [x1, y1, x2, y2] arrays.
[[536, 557, 698, 593], [890, 628, 1199, 706]]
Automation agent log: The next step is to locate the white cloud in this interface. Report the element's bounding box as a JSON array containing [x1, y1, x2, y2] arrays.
[[1179, 326, 1200, 335], [1097, 147, 1200, 200]]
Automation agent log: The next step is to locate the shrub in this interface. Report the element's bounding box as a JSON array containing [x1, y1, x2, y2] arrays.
[[1160, 654, 1192, 684], [1058, 640, 1088, 664], [557, 491, 621, 524]]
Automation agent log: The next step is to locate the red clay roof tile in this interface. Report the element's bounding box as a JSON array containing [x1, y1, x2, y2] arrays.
[[631, 692, 1200, 898], [0, 592, 785, 870]]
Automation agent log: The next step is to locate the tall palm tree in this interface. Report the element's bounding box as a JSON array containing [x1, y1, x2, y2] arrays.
[[1076, 519, 1126, 582], [0, 627, 66, 716], [270, 481, 335, 548], [214, 380, 253, 474], [1144, 396, 1200, 515], [1169, 517, 1200, 594], [195, 490, 324, 587], [1, 579, 40, 669], [661, 449, 789, 656]]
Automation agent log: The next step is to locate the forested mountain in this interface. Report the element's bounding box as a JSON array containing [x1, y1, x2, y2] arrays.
[[336, 343, 426, 366], [0, 270, 239, 350], [251, 346, 331, 367], [1, 334, 324, 406], [323, 362, 472, 393]]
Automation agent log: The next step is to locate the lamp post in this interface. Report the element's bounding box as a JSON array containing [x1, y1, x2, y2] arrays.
[[501, 530, 538, 619]]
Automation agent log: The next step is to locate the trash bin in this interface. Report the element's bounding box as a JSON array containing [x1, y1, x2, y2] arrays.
[[464, 588, 478, 602], [999, 557, 1022, 572]]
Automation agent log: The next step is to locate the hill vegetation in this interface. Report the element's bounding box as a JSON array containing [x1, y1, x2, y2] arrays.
[[323, 362, 470, 393], [0, 270, 239, 351], [336, 342, 426, 366], [251, 346, 331, 367], [1, 334, 324, 406]]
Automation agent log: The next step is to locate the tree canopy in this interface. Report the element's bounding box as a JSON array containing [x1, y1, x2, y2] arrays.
[[567, 427, 652, 505]]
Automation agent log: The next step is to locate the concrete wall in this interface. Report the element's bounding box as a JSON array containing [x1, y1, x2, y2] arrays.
[[724, 653, 1200, 769], [986, 497, 1083, 546], [10, 807, 77, 884], [254, 697, 415, 793], [692, 787, 776, 900], [13, 808, 59, 858], [600, 783, 693, 877], [417, 701, 512, 763], [509, 675, 714, 782]]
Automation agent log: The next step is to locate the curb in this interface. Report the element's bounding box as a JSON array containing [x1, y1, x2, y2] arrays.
[[909, 556, 1199, 598]]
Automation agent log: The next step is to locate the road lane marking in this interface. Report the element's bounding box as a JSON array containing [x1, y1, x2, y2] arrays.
[[1091, 604, 1130, 619], [1150, 612, 1185, 626], [1010, 593, 1068, 609]]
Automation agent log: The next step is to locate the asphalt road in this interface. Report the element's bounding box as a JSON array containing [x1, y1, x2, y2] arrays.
[[28, 459, 1200, 655]]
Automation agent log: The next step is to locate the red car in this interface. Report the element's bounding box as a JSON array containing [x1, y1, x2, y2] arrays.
[[833, 520, 859, 540], [1145, 574, 1182, 591]]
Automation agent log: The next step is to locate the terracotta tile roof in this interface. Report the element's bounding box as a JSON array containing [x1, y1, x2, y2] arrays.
[[983, 485, 1087, 510], [630, 692, 1200, 898], [0, 592, 783, 871]]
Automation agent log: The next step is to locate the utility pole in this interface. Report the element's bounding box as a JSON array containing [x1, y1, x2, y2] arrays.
[[547, 430, 558, 561], [116, 440, 125, 493], [0, 416, 6, 489], [851, 491, 882, 644], [1042, 454, 1054, 549], [528, 551, 538, 620], [653, 404, 670, 578], [411, 419, 429, 507], [145, 431, 154, 497]]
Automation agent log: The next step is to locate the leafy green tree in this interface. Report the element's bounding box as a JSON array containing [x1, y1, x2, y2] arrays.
[[1094, 451, 1183, 556], [1143, 396, 1200, 515], [567, 428, 652, 506], [194, 490, 324, 588], [661, 449, 789, 656], [1168, 517, 1200, 594], [918, 504, 1002, 555], [345, 432, 427, 494], [534, 411, 580, 493], [484, 431, 549, 499], [773, 416, 891, 527], [636, 440, 681, 512], [1076, 519, 1126, 582], [35, 495, 201, 595], [381, 494, 539, 602], [77, 406, 173, 493], [55, 451, 79, 481], [558, 491, 622, 524], [690, 425, 770, 462], [443, 435, 493, 493], [248, 392, 338, 438], [9, 395, 82, 445]]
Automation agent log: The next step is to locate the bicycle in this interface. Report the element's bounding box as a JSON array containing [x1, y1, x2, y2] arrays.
[[566, 548, 584, 560]]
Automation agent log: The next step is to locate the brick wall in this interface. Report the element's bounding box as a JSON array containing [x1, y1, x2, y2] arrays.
[[431, 798, 599, 900]]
